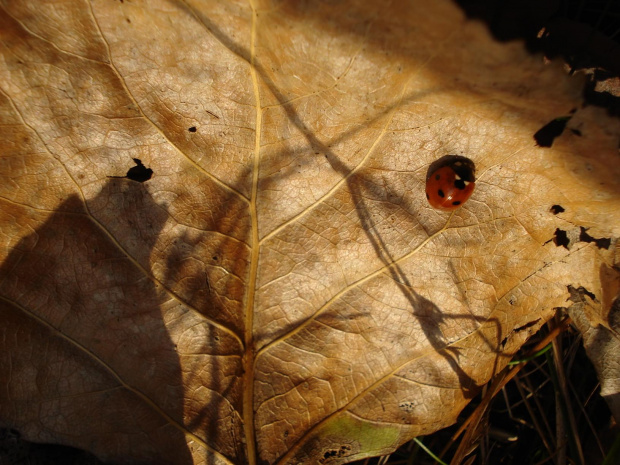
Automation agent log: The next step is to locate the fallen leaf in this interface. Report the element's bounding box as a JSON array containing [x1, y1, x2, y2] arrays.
[[1, 1, 619, 464], [568, 263, 620, 424]]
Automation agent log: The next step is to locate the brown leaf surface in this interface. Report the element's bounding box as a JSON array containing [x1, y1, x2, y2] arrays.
[[569, 263, 620, 424], [1, 1, 619, 464]]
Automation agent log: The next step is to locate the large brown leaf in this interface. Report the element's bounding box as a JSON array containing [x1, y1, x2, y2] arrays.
[[1, 0, 619, 464]]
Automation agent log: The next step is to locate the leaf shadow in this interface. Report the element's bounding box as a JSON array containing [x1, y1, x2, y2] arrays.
[[0, 179, 192, 464], [161, 224, 248, 464]]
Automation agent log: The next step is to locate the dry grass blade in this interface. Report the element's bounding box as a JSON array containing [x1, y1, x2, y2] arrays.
[[446, 317, 573, 465]]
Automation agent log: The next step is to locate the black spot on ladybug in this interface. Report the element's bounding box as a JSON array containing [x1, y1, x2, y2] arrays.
[[437, 189, 445, 198], [550, 204, 565, 214], [579, 227, 611, 249], [425, 193, 430, 200], [435, 174, 440, 180], [553, 228, 570, 249], [452, 201, 461, 206], [454, 179, 466, 189], [188, 126, 197, 132]]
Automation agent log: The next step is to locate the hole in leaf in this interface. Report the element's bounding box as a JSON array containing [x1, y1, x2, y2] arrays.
[[533, 115, 573, 147], [514, 320, 540, 333], [579, 227, 611, 249], [553, 228, 570, 248]]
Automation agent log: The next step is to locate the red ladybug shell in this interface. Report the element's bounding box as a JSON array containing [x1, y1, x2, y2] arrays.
[[425, 162, 475, 211]]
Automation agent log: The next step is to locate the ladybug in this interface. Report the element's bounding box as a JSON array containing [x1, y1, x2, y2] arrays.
[[425, 157, 476, 211]]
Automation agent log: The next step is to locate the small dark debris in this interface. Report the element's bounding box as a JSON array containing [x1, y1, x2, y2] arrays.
[[319, 445, 351, 464], [126, 158, 153, 182], [550, 204, 565, 214], [399, 401, 415, 411], [188, 126, 197, 132], [107, 158, 153, 182]]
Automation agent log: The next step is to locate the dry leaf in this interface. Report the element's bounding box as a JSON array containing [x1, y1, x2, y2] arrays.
[[569, 262, 620, 424], [1, 1, 619, 464]]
